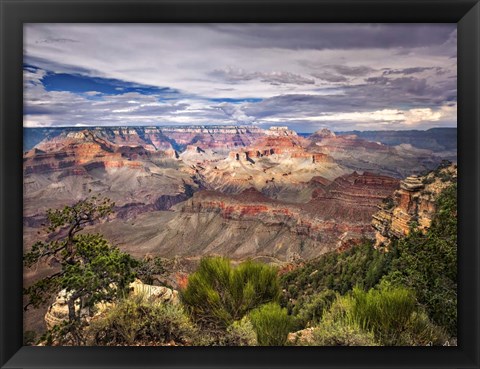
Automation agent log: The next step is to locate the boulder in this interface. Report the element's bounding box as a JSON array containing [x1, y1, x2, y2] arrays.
[[44, 280, 179, 330]]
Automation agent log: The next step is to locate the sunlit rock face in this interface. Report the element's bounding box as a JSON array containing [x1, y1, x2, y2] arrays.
[[23, 129, 198, 232], [372, 163, 457, 248]]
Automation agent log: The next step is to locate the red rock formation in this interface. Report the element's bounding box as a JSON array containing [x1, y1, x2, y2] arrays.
[[179, 172, 399, 254], [23, 131, 175, 176], [304, 171, 400, 223], [371, 163, 457, 248], [227, 131, 336, 165], [160, 126, 265, 151]]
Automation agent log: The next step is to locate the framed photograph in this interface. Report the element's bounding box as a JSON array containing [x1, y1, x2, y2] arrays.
[[1, 0, 479, 368]]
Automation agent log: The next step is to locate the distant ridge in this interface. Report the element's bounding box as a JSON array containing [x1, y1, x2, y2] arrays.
[[337, 127, 457, 152], [23, 126, 457, 152]]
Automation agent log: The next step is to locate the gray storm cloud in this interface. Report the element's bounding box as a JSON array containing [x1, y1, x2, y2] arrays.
[[23, 23, 457, 131]]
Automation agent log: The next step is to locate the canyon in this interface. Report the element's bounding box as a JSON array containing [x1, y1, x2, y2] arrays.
[[23, 125, 454, 262], [22, 125, 457, 337]]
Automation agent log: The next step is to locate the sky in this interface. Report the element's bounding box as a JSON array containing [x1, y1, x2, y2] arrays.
[[24, 24, 457, 132]]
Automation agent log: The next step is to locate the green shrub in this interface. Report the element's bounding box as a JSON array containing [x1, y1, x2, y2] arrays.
[[399, 311, 448, 346], [280, 241, 393, 311], [349, 286, 416, 345], [88, 294, 197, 346], [223, 317, 258, 346], [309, 318, 378, 346], [249, 303, 292, 346], [292, 289, 336, 330], [318, 285, 446, 346], [134, 256, 171, 286], [181, 257, 280, 329]]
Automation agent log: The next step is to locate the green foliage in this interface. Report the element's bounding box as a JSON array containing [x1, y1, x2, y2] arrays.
[[249, 303, 292, 346], [134, 256, 171, 286], [403, 311, 448, 346], [382, 183, 457, 335], [422, 176, 435, 185], [280, 241, 392, 314], [24, 233, 137, 312], [318, 286, 446, 346], [181, 257, 280, 329], [348, 286, 417, 345], [39, 319, 90, 346], [281, 182, 457, 339], [308, 319, 378, 346], [223, 317, 258, 346], [291, 289, 336, 330], [381, 196, 395, 209], [23, 195, 137, 345], [89, 294, 197, 346]]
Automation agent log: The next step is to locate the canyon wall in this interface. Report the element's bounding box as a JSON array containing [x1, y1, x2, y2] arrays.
[[372, 162, 457, 248]]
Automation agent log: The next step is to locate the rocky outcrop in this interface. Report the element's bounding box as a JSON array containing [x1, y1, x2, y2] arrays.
[[45, 280, 179, 330], [372, 163, 457, 248], [304, 171, 400, 223], [129, 279, 179, 304], [24, 130, 180, 176], [287, 328, 316, 345], [229, 132, 310, 159], [90, 171, 398, 263], [193, 131, 346, 198]]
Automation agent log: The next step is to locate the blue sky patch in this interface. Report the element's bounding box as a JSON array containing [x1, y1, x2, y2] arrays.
[[28, 65, 179, 97]]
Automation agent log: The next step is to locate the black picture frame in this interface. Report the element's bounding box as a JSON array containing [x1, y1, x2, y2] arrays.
[[1, 1, 479, 368]]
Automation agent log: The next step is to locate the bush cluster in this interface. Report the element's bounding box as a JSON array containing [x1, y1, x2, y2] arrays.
[[181, 257, 280, 329], [249, 303, 292, 346], [88, 294, 198, 346]]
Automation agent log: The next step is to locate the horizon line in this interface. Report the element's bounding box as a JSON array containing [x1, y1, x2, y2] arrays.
[[23, 125, 458, 133]]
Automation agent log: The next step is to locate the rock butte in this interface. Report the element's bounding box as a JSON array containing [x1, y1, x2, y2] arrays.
[[372, 163, 457, 248]]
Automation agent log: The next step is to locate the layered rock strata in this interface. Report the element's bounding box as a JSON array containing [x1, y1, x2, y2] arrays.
[[170, 172, 399, 259], [309, 129, 444, 178], [372, 163, 457, 248]]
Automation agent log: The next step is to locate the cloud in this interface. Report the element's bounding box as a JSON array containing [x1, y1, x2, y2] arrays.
[[256, 103, 456, 132], [215, 102, 256, 124], [310, 72, 348, 83], [366, 76, 430, 94], [84, 91, 102, 96], [23, 67, 237, 127], [210, 67, 315, 85], [382, 67, 435, 75], [210, 24, 455, 50], [23, 24, 457, 130], [326, 65, 375, 77]]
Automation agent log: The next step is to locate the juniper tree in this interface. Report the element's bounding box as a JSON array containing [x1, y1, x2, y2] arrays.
[[23, 194, 137, 345]]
